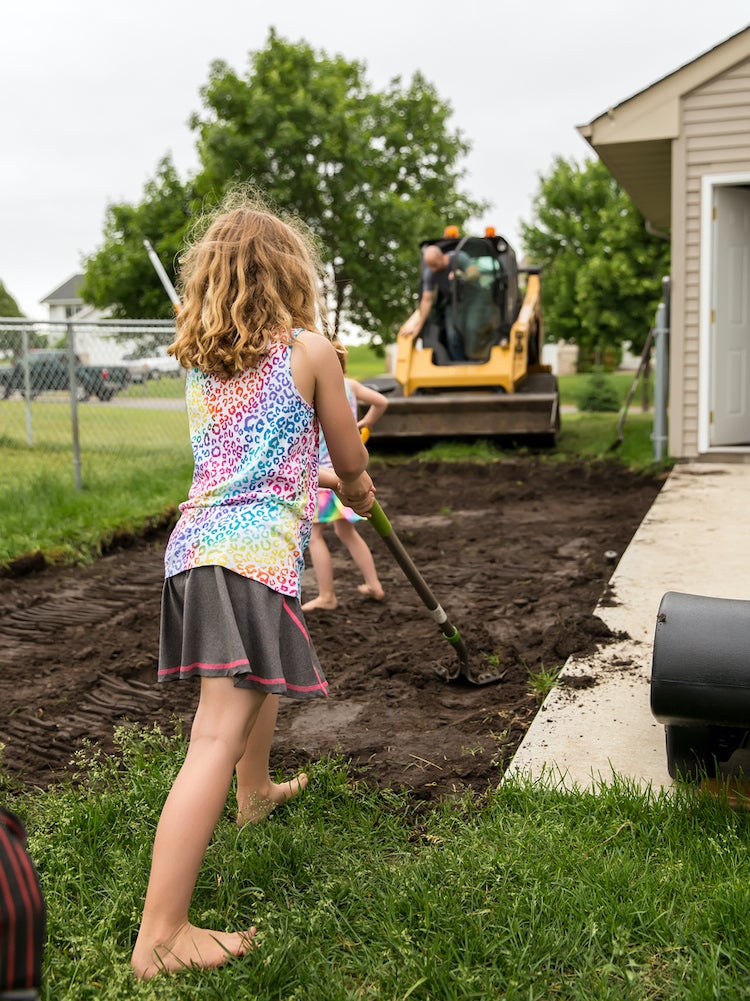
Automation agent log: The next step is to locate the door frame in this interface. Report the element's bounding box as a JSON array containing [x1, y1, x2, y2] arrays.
[[698, 172, 750, 455]]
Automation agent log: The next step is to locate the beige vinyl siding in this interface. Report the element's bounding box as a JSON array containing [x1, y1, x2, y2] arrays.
[[677, 57, 750, 455]]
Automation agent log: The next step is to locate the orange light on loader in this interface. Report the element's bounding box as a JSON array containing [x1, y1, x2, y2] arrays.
[[443, 225, 460, 238], [484, 226, 496, 238]]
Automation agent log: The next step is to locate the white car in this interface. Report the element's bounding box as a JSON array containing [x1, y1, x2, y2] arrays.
[[124, 353, 182, 383]]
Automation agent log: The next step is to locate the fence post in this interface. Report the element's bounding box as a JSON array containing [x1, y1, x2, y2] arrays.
[[21, 326, 34, 445], [66, 323, 83, 490]]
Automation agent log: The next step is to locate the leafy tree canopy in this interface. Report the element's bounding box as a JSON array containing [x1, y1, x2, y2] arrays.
[[81, 156, 194, 319], [82, 31, 483, 341], [521, 156, 670, 364]]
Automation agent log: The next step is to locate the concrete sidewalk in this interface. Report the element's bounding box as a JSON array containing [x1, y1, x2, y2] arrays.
[[506, 462, 750, 791]]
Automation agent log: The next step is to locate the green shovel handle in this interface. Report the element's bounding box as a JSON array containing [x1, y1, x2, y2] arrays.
[[367, 499, 468, 675]]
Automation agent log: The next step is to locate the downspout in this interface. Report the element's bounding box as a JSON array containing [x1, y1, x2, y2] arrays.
[[646, 220, 670, 463], [652, 276, 670, 462]]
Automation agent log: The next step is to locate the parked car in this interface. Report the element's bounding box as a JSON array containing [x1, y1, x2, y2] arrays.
[[1, 350, 130, 402], [0, 365, 13, 397], [123, 352, 182, 384]]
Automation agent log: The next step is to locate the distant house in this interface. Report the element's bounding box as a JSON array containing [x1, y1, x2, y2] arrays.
[[40, 274, 105, 324], [41, 273, 173, 369], [39, 274, 122, 365], [578, 24, 750, 460], [39, 274, 176, 369]]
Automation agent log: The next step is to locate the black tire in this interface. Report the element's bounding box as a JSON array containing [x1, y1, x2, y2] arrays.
[[665, 724, 715, 780]]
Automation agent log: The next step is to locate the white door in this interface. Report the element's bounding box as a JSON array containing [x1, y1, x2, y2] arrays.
[[711, 186, 750, 446]]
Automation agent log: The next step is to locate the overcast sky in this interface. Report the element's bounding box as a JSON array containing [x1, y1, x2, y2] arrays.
[[1, 2, 748, 317]]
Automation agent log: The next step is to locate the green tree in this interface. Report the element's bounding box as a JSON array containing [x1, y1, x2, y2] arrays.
[[83, 31, 482, 341], [521, 157, 670, 367], [0, 280, 25, 358], [80, 156, 194, 319], [193, 32, 482, 341], [0, 280, 22, 318]]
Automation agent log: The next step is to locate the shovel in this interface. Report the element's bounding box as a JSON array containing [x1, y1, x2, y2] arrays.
[[367, 498, 501, 686]]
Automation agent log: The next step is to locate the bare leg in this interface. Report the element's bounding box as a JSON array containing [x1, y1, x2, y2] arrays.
[[131, 679, 266, 980], [301, 524, 338, 611], [235, 694, 308, 825], [334, 521, 385, 601]]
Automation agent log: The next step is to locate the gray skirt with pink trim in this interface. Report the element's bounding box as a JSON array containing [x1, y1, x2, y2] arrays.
[[158, 565, 328, 699]]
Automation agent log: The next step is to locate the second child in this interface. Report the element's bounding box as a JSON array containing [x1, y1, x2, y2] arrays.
[[302, 369, 388, 612]]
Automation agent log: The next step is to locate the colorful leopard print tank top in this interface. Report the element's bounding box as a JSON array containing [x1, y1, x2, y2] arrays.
[[164, 331, 318, 598]]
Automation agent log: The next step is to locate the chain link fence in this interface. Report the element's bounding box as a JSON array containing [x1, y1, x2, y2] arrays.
[[0, 317, 189, 490]]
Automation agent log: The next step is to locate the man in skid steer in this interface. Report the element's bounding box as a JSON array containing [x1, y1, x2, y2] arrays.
[[400, 244, 476, 362], [398, 243, 490, 364]]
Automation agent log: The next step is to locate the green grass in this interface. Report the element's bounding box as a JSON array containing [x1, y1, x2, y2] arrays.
[[121, 375, 187, 400], [558, 371, 654, 410], [0, 398, 191, 565], [342, 341, 387, 379], [0, 457, 192, 565], [6, 726, 750, 1000], [556, 411, 658, 468], [527, 662, 563, 698]]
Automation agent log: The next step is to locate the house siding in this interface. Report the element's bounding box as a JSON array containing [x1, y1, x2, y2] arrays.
[[674, 58, 750, 457]]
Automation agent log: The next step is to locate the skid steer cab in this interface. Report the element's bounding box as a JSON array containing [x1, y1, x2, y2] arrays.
[[361, 227, 560, 443], [416, 229, 523, 367]]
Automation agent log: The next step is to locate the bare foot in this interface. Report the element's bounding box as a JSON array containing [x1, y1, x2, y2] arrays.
[[237, 772, 309, 826], [301, 595, 338, 611], [131, 922, 255, 981], [357, 583, 385, 601]]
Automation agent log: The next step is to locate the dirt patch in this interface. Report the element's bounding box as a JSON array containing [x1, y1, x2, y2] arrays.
[[0, 458, 663, 804]]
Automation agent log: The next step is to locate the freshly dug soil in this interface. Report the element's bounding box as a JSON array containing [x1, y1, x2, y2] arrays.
[[0, 458, 663, 804]]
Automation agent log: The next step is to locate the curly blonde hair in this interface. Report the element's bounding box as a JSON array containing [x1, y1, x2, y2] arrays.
[[170, 190, 332, 378]]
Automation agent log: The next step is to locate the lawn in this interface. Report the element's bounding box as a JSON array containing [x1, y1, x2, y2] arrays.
[[6, 728, 750, 1000]]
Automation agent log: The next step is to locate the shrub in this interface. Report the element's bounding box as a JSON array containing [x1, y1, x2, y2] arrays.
[[579, 371, 620, 412]]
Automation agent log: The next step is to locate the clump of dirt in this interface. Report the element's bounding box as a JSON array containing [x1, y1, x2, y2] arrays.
[[0, 458, 664, 803]]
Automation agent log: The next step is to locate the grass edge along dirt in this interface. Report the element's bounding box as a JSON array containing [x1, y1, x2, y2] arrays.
[[0, 407, 670, 571], [4, 724, 750, 1001]]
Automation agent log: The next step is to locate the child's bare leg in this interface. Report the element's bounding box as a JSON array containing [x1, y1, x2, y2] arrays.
[[301, 524, 337, 611], [334, 521, 385, 600], [235, 694, 308, 825], [131, 679, 266, 980]]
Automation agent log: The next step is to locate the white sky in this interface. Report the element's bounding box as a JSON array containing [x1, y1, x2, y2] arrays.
[[1, 1, 748, 317]]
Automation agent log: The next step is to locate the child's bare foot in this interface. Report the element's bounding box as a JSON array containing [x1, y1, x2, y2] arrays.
[[237, 772, 309, 826], [131, 921, 255, 981], [301, 595, 338, 611], [357, 583, 385, 601]]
